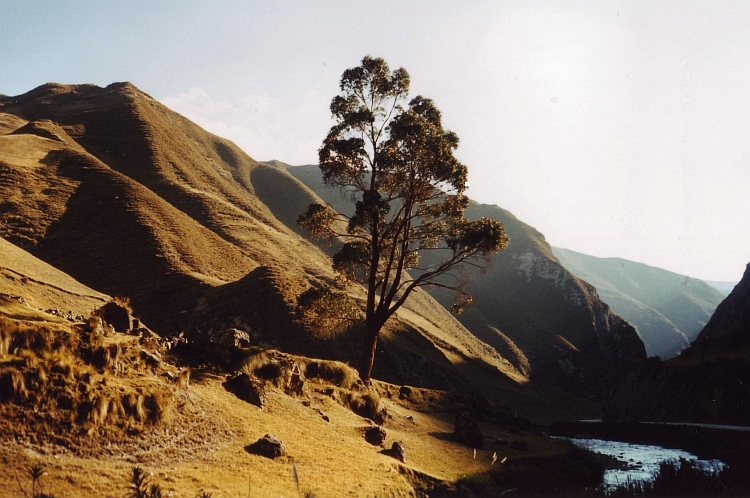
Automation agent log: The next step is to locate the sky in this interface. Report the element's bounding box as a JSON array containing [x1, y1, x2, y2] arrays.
[[2, 0, 749, 282]]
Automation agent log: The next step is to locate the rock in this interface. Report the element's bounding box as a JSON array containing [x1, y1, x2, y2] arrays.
[[510, 439, 529, 451], [384, 441, 406, 462], [224, 372, 266, 409], [139, 349, 162, 368], [398, 385, 412, 400], [454, 412, 483, 449], [494, 438, 508, 446], [364, 426, 386, 446], [211, 328, 251, 348], [248, 434, 286, 458]]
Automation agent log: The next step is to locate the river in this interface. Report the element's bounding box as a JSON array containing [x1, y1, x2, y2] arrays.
[[561, 436, 726, 489]]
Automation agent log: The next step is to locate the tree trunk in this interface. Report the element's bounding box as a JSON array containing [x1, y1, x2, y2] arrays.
[[359, 320, 382, 386]]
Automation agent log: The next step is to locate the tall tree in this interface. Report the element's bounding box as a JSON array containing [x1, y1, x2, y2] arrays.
[[299, 56, 508, 385]]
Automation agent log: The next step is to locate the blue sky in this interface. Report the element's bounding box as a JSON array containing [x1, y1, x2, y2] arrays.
[[2, 1, 749, 282]]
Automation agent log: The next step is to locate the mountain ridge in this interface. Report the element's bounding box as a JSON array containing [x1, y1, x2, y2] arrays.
[[552, 247, 725, 359]]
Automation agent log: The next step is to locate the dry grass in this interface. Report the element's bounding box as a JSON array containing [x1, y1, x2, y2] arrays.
[[0, 314, 178, 445], [0, 317, 586, 496], [303, 359, 360, 390]]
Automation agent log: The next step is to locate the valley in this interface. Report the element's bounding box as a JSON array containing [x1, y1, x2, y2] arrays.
[[0, 81, 748, 496]]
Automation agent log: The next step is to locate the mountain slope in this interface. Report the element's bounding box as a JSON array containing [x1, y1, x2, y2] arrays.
[[552, 247, 725, 358], [605, 263, 750, 425], [0, 82, 562, 416], [0, 236, 108, 318], [288, 164, 646, 400]]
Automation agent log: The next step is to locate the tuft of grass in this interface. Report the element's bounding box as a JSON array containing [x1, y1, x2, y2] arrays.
[[303, 360, 359, 390], [145, 390, 173, 424], [0, 367, 29, 402], [129, 466, 163, 498], [345, 390, 386, 424], [122, 393, 147, 422]]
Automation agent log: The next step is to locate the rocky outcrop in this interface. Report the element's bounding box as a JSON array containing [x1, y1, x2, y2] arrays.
[[552, 247, 725, 359], [605, 263, 750, 425], [696, 263, 750, 344]]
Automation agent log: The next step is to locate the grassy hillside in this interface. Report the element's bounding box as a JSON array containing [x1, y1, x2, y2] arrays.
[[0, 83, 605, 422], [288, 164, 646, 401], [552, 247, 725, 358]]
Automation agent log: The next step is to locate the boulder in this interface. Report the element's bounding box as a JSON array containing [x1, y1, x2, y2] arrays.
[[454, 412, 483, 449], [364, 426, 386, 446], [224, 372, 266, 409], [248, 434, 286, 458], [211, 328, 251, 348]]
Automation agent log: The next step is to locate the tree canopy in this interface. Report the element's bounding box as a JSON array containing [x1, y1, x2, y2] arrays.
[[299, 55, 508, 384]]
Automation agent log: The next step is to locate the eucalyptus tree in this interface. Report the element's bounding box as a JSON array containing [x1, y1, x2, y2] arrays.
[[299, 56, 508, 385]]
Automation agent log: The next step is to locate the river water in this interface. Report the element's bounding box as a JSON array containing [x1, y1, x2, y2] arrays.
[[561, 437, 726, 488]]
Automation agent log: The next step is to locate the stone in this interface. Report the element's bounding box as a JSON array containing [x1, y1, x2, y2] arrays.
[[364, 426, 386, 446], [454, 412, 483, 449], [510, 439, 529, 452], [385, 441, 406, 462], [211, 328, 251, 348], [248, 434, 286, 458], [224, 372, 266, 409], [494, 438, 508, 446]]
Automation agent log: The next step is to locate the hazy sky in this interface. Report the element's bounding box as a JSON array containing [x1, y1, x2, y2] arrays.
[[2, 1, 749, 282]]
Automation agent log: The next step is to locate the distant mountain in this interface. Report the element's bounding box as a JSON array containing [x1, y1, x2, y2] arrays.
[[605, 263, 750, 426], [289, 165, 647, 400], [552, 248, 725, 359], [703, 280, 738, 297]]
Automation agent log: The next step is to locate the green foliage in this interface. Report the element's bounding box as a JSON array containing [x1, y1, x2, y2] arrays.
[[298, 55, 508, 383], [296, 287, 362, 337]]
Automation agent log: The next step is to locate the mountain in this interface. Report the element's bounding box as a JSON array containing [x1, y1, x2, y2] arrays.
[[704, 280, 739, 297], [696, 263, 750, 344], [552, 247, 725, 359], [605, 263, 750, 426], [0, 82, 590, 415], [0, 81, 651, 495], [288, 165, 647, 400]]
